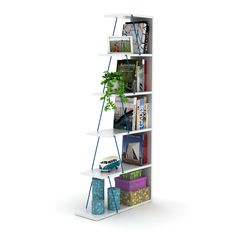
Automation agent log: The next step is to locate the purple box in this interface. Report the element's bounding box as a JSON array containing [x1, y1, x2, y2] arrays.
[[115, 176, 147, 192]]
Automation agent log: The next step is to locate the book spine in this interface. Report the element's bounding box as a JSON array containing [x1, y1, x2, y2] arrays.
[[144, 60, 147, 91], [136, 60, 145, 92], [136, 99, 140, 130], [143, 134, 147, 164], [132, 97, 137, 131], [144, 24, 149, 53], [139, 99, 145, 129], [144, 103, 150, 128]]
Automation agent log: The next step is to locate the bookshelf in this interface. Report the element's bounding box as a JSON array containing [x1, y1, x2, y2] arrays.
[[76, 14, 153, 221]]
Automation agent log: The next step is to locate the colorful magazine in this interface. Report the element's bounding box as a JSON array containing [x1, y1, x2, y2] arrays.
[[116, 59, 145, 93], [116, 60, 137, 93]]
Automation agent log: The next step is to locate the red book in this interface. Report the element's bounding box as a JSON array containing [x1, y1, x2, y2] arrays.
[[143, 134, 148, 164], [144, 60, 147, 91]]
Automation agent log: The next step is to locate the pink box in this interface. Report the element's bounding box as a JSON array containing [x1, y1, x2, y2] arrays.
[[115, 176, 147, 192]]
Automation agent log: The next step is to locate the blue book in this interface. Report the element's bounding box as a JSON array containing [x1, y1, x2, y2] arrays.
[[122, 134, 144, 166]]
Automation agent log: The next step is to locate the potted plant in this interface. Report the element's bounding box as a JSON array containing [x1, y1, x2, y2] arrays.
[[100, 71, 128, 111]]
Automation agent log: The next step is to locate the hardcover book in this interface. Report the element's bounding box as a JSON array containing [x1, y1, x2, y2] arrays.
[[122, 134, 145, 166], [136, 98, 145, 130], [144, 102, 151, 128], [143, 134, 148, 164], [113, 97, 137, 131], [116, 60, 137, 93], [136, 59, 145, 92], [116, 59, 145, 93]]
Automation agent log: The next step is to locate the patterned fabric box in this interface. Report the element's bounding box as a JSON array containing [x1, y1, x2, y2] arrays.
[[108, 187, 120, 211], [121, 170, 143, 180], [92, 199, 105, 215], [92, 178, 104, 215], [120, 186, 151, 206], [115, 176, 147, 192], [92, 178, 104, 200]]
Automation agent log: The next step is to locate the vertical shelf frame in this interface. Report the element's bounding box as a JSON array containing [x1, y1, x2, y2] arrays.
[[78, 14, 153, 221]]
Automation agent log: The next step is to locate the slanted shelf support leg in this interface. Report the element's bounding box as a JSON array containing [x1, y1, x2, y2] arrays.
[[97, 16, 118, 128], [85, 178, 93, 209], [120, 97, 129, 133], [125, 54, 135, 96], [108, 176, 118, 213], [92, 17, 119, 169], [113, 135, 124, 173], [131, 14, 142, 55], [91, 137, 100, 170]]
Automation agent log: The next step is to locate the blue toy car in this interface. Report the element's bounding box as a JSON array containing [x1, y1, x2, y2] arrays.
[[99, 156, 120, 172]]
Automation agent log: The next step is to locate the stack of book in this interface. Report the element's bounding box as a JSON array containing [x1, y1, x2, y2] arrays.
[[116, 59, 147, 93], [113, 95, 151, 131]]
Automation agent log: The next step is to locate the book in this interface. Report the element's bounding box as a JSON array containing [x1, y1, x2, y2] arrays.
[[144, 59, 147, 91], [113, 97, 137, 131], [122, 134, 145, 166], [116, 59, 137, 93], [144, 103, 151, 128], [136, 97, 145, 130], [143, 134, 148, 164], [117, 59, 145, 93], [122, 21, 149, 54], [136, 59, 145, 92]]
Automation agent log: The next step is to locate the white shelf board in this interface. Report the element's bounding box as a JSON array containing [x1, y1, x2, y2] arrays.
[[93, 91, 152, 97], [87, 128, 152, 138], [75, 200, 151, 221], [98, 53, 152, 57], [104, 14, 153, 19], [81, 163, 152, 179]]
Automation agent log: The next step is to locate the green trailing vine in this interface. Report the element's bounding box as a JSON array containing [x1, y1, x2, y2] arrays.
[[100, 71, 128, 111]]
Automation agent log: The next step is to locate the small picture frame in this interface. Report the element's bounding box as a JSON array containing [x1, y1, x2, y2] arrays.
[[108, 36, 133, 53]]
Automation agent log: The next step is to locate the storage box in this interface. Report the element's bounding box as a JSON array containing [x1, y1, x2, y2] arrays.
[[121, 170, 143, 180], [108, 187, 120, 211], [92, 199, 105, 215], [115, 176, 147, 192], [92, 178, 104, 200], [92, 178, 104, 215], [120, 186, 151, 206]]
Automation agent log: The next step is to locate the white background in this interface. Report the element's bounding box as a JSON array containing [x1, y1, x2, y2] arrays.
[[1, 0, 236, 235]]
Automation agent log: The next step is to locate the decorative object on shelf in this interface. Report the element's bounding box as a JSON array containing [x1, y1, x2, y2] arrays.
[[115, 176, 147, 192], [108, 36, 133, 53], [92, 178, 105, 215], [92, 199, 105, 215], [121, 169, 143, 180], [108, 187, 120, 211], [92, 178, 105, 200], [113, 96, 137, 131], [122, 21, 149, 54], [120, 186, 151, 206], [100, 71, 128, 111], [99, 156, 120, 172], [122, 134, 145, 166]]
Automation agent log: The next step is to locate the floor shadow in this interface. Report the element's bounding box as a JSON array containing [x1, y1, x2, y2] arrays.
[[58, 195, 189, 227]]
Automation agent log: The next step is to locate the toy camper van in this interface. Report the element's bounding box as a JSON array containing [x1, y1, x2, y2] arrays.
[[99, 156, 120, 172]]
